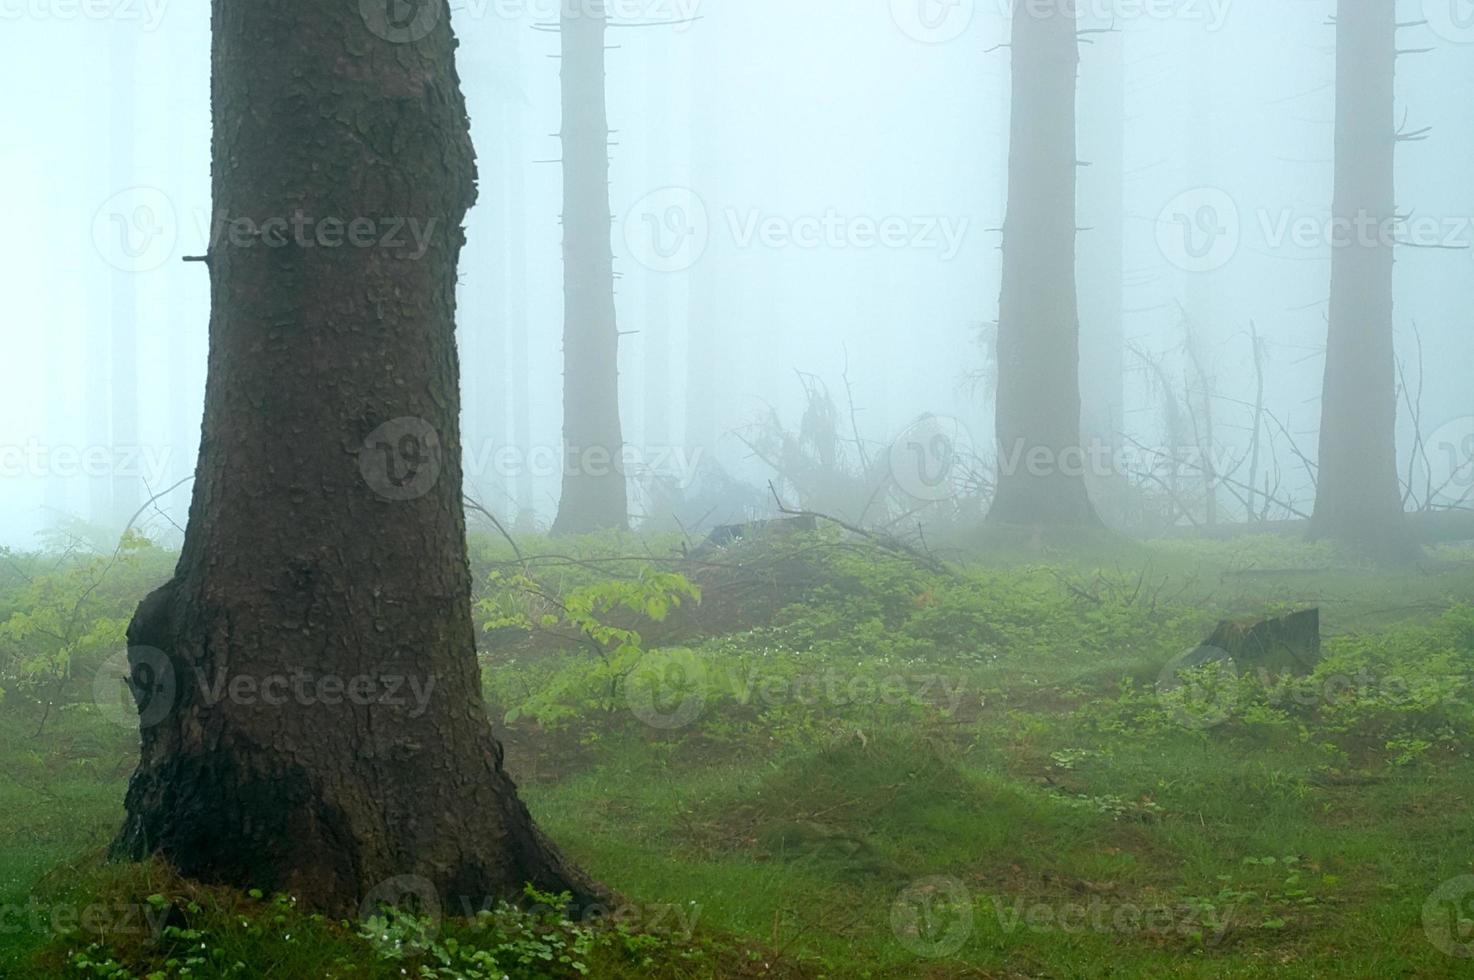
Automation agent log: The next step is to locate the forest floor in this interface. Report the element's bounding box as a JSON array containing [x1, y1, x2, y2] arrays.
[[4, 528, 1474, 977]]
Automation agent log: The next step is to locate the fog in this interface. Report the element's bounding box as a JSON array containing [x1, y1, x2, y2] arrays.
[[4, 0, 1473, 546], [10, 6, 1474, 973]]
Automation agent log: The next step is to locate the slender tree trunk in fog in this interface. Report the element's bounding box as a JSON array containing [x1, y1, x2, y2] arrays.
[[552, 2, 629, 534], [113, 0, 599, 912], [86, 31, 112, 526], [468, 33, 505, 484], [643, 40, 671, 450], [684, 28, 718, 467], [164, 31, 200, 511], [507, 32, 534, 524], [1077, 21, 1125, 461], [1310, 0, 1417, 560], [989, 0, 1099, 526], [109, 27, 139, 528]]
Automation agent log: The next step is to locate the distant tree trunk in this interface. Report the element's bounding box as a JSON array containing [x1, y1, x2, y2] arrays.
[[113, 0, 600, 914], [684, 27, 719, 467], [989, 0, 1099, 526], [109, 26, 139, 528], [162, 21, 201, 515], [552, 1, 628, 534], [507, 32, 534, 525], [465, 29, 506, 490], [1309, 0, 1417, 561], [86, 30, 112, 527], [643, 39, 672, 451], [1077, 18, 1125, 459]]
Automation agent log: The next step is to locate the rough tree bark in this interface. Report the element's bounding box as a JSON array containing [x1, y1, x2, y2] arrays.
[[989, 0, 1100, 526], [552, 0, 629, 535], [1309, 0, 1418, 561], [112, 0, 600, 914]]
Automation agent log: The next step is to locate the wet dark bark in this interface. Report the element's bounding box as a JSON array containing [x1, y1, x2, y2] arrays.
[[1309, 0, 1418, 561], [989, 0, 1100, 526], [552, 1, 629, 535], [112, 0, 600, 915]]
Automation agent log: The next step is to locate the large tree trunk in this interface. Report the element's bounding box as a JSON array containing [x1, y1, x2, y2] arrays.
[[1309, 0, 1418, 561], [552, 1, 629, 535], [989, 0, 1100, 526], [112, 0, 600, 915]]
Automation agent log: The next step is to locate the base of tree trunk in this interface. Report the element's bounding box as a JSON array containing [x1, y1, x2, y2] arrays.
[[1159, 510, 1473, 548], [1307, 513, 1422, 565], [111, 577, 607, 918], [987, 475, 1101, 528]]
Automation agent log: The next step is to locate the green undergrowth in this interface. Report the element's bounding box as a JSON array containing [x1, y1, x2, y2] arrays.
[[5, 531, 1474, 976]]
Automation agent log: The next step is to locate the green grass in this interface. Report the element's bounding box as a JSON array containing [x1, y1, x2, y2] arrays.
[[5, 533, 1474, 977]]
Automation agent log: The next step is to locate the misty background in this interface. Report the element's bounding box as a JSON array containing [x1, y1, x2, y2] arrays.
[[4, 0, 1473, 547]]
